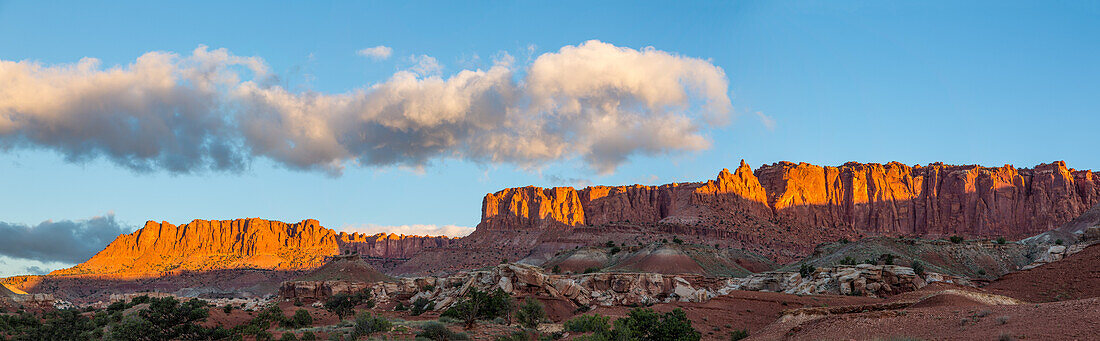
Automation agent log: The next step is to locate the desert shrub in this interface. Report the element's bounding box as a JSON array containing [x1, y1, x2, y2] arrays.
[[583, 267, 600, 274], [442, 289, 488, 329], [485, 289, 516, 324], [612, 308, 700, 341], [911, 260, 925, 278], [394, 301, 408, 311], [280, 332, 299, 341], [423, 284, 437, 292], [552, 265, 561, 274], [839, 238, 850, 244], [410, 297, 435, 316], [257, 305, 292, 328], [13, 309, 101, 341], [840, 256, 858, 266], [798, 264, 815, 278], [609, 246, 622, 254], [881, 254, 896, 265], [325, 291, 371, 320], [301, 331, 317, 340], [996, 237, 1007, 245], [353, 312, 392, 337], [570, 308, 700, 340], [729, 328, 750, 341], [672, 237, 683, 244], [291, 309, 313, 328], [223, 304, 234, 314], [494, 330, 540, 341], [110, 297, 213, 341], [564, 314, 611, 334], [417, 321, 470, 340], [107, 300, 131, 312], [950, 236, 964, 244], [130, 295, 151, 305], [605, 241, 616, 248], [977, 269, 987, 276], [1055, 239, 1064, 245], [515, 298, 546, 329]]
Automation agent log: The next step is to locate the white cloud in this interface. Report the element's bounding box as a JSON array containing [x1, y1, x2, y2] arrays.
[[755, 111, 776, 131], [357, 45, 393, 60], [0, 40, 732, 175], [0, 255, 74, 278], [340, 224, 474, 238]]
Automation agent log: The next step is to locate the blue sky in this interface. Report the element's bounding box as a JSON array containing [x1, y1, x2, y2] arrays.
[[0, 1, 1098, 276]]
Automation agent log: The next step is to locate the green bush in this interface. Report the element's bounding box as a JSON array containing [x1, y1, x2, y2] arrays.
[[672, 237, 683, 244], [605, 241, 616, 248], [1055, 239, 1064, 245], [223, 304, 234, 314], [417, 321, 470, 340], [494, 329, 540, 341], [325, 291, 371, 320], [301, 331, 317, 340], [442, 289, 488, 329], [839, 256, 857, 266], [798, 264, 815, 278], [564, 314, 611, 333], [881, 254, 896, 265], [280, 332, 299, 341], [291, 309, 313, 328], [353, 312, 392, 337], [583, 267, 600, 274], [996, 237, 1007, 245], [613, 308, 700, 341], [515, 298, 546, 329], [911, 260, 925, 278], [609, 246, 622, 254], [950, 236, 964, 244], [569, 308, 699, 341], [729, 328, 750, 341], [410, 297, 435, 316], [109, 297, 212, 341]]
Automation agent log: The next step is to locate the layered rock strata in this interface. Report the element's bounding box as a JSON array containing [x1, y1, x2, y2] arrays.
[[53, 218, 454, 276], [280, 263, 965, 312], [480, 161, 1100, 240]]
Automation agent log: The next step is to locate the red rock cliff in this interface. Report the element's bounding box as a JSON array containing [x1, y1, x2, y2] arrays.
[[478, 160, 1100, 239], [55, 218, 455, 276]]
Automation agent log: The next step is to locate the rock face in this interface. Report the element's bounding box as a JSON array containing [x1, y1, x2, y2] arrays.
[[479, 160, 1100, 242], [54, 218, 454, 276], [280, 263, 964, 311], [337, 232, 453, 259]]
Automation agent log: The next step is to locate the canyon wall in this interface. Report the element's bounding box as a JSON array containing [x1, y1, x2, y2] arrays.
[[337, 232, 454, 259], [55, 218, 455, 276], [478, 161, 1100, 240]]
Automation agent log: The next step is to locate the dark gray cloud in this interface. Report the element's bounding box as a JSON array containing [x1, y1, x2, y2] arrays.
[[0, 215, 130, 263], [22, 265, 50, 275]]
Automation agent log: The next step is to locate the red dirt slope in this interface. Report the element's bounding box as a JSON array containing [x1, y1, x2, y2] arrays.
[[984, 244, 1100, 302]]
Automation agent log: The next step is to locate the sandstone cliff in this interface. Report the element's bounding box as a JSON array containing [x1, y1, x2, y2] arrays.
[[478, 160, 1100, 241], [54, 218, 454, 276]]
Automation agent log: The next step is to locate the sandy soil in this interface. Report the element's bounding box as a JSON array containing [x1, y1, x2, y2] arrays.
[[751, 296, 1100, 340], [984, 244, 1100, 302]]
